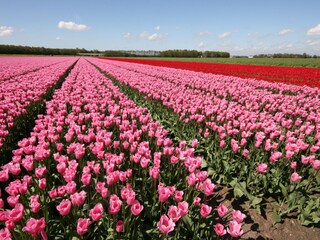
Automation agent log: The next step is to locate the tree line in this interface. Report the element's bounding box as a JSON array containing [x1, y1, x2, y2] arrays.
[[0, 45, 100, 55], [0, 45, 230, 58], [1, 44, 317, 58], [159, 50, 230, 58], [254, 53, 318, 58]]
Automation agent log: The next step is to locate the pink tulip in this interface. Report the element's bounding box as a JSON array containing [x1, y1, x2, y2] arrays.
[[313, 160, 320, 170], [257, 163, 268, 173], [167, 205, 181, 222], [77, 218, 90, 236], [70, 191, 86, 206], [130, 200, 144, 216], [116, 220, 124, 233], [290, 172, 302, 182], [7, 203, 24, 223], [157, 214, 175, 234], [200, 203, 212, 218], [89, 203, 104, 221], [214, 223, 227, 236], [0, 228, 11, 239], [217, 204, 228, 217], [178, 201, 189, 217], [203, 178, 216, 196], [30, 195, 41, 213], [38, 178, 46, 189], [193, 197, 201, 206], [290, 161, 297, 169], [22, 217, 46, 238], [56, 199, 71, 216], [232, 209, 246, 223], [174, 190, 184, 202], [227, 220, 243, 238], [109, 194, 122, 215]]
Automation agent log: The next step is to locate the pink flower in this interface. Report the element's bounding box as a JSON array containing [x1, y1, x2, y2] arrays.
[[77, 218, 90, 236], [81, 173, 91, 186], [191, 139, 199, 148], [89, 203, 104, 221], [219, 140, 226, 148], [65, 181, 77, 194], [232, 210, 246, 223], [48, 189, 58, 199], [270, 151, 282, 162], [187, 173, 197, 186], [157, 214, 175, 234], [5, 220, 15, 230], [178, 201, 189, 217], [56, 199, 71, 216], [312, 160, 320, 170], [116, 220, 124, 233], [174, 190, 184, 202], [7, 203, 24, 222], [109, 194, 122, 215], [7, 195, 20, 207], [35, 166, 47, 178], [193, 197, 201, 206], [231, 139, 239, 152], [22, 217, 46, 238], [38, 178, 46, 189], [214, 223, 226, 236], [130, 200, 144, 216], [217, 204, 228, 217], [30, 195, 41, 213], [0, 228, 11, 239], [227, 220, 243, 238], [70, 191, 86, 206], [290, 172, 302, 182], [203, 178, 216, 196], [290, 161, 297, 169], [158, 186, 171, 203], [257, 163, 268, 173], [200, 204, 212, 218], [167, 205, 181, 222]]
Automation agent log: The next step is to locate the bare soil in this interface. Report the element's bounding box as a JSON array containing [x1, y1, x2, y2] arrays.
[[217, 187, 320, 240]]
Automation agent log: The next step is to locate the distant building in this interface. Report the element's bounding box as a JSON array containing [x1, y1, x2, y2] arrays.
[[121, 50, 161, 56], [78, 53, 104, 56]]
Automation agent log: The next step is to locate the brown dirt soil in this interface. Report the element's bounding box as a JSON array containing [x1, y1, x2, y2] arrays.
[[217, 187, 320, 240]]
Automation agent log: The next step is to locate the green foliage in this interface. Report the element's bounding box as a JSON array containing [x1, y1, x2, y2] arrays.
[[0, 44, 98, 56], [158, 49, 230, 58]]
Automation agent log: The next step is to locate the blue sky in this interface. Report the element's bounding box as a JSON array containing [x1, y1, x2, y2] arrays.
[[1, 0, 320, 55]]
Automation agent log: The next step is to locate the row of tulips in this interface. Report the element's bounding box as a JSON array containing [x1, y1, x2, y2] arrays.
[[103, 58, 320, 88], [0, 57, 78, 150], [0, 58, 245, 239], [89, 58, 320, 225], [0, 56, 73, 82]]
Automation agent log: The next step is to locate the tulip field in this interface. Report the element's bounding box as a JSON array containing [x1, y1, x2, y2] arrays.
[[105, 58, 320, 88], [0, 56, 320, 239]]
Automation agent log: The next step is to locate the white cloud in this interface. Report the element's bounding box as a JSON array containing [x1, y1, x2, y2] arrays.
[[307, 24, 320, 36], [197, 42, 206, 50], [148, 33, 160, 41], [198, 31, 212, 37], [0, 26, 14, 36], [154, 25, 160, 31], [140, 31, 162, 41], [58, 21, 88, 31], [278, 28, 293, 36], [55, 37, 62, 40], [306, 39, 320, 46], [140, 31, 150, 39], [123, 32, 132, 39], [218, 32, 231, 39]]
